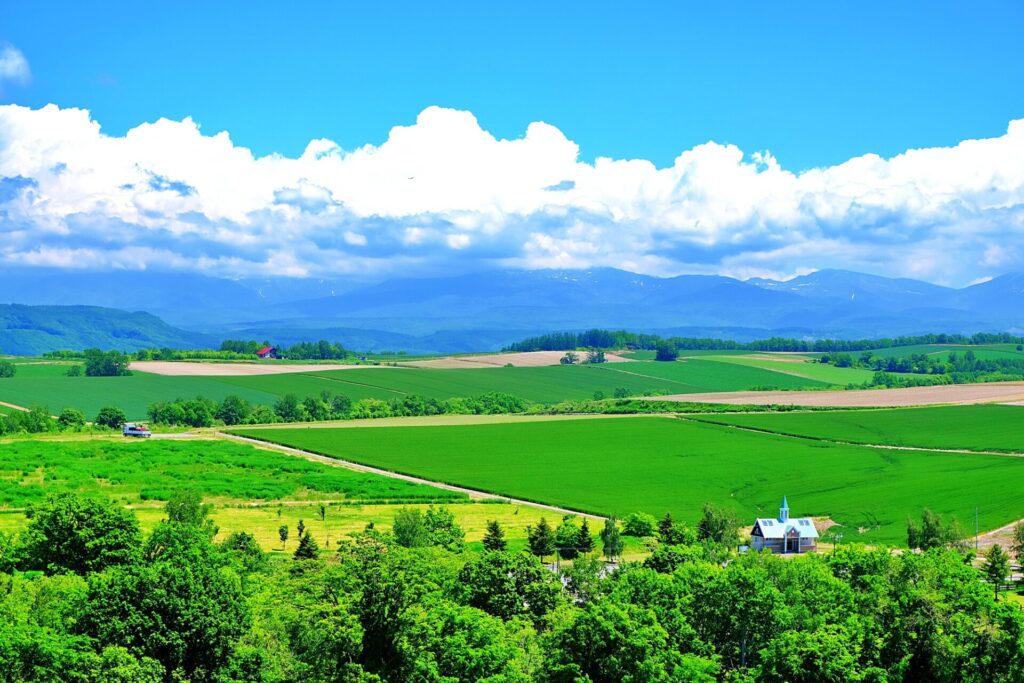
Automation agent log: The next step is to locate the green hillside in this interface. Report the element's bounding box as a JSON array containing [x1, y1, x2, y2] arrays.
[[0, 304, 214, 355]]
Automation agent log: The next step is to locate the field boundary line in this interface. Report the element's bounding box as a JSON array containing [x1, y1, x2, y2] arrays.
[[685, 417, 1024, 457], [217, 432, 603, 520], [0, 400, 29, 413], [295, 372, 411, 396]]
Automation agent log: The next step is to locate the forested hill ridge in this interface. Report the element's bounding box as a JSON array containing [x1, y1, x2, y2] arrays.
[[1, 267, 1023, 354], [0, 304, 215, 356], [505, 330, 1024, 353]]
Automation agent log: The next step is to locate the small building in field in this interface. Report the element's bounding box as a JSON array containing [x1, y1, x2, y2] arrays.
[[750, 497, 818, 554], [256, 346, 277, 359]]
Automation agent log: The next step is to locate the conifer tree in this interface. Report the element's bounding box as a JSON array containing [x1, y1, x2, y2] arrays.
[[577, 519, 595, 555], [482, 520, 507, 552], [293, 531, 320, 561], [527, 517, 555, 560]]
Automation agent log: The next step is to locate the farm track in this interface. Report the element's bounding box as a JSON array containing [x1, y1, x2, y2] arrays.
[[294, 372, 410, 395], [0, 400, 28, 412], [218, 432, 603, 520], [687, 417, 1024, 458]]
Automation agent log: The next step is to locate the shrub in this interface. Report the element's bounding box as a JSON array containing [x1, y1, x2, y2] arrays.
[[0, 360, 15, 377], [95, 406, 128, 429], [57, 408, 87, 430], [622, 512, 658, 537]]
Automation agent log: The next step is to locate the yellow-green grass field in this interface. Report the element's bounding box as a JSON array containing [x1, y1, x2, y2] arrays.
[[691, 404, 1024, 453], [235, 415, 1024, 545], [0, 434, 643, 555]]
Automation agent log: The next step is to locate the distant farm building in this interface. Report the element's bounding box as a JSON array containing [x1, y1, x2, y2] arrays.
[[256, 346, 277, 359], [750, 497, 818, 554]]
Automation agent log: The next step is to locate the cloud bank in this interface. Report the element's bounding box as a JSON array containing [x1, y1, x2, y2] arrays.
[[0, 103, 1022, 285]]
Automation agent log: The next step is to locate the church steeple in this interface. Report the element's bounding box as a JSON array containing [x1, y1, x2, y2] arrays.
[[778, 496, 790, 522]]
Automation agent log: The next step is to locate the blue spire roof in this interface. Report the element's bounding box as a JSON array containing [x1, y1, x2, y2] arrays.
[[781, 495, 789, 509]]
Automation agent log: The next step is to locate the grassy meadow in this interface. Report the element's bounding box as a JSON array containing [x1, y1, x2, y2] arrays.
[[234, 415, 1024, 545], [0, 436, 609, 554], [692, 404, 1024, 452]]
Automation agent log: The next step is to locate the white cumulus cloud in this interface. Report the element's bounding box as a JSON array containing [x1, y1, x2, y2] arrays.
[[0, 103, 1022, 285]]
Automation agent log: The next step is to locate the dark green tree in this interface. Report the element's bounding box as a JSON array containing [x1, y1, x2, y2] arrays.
[[214, 395, 250, 425], [293, 531, 320, 561], [601, 517, 624, 561], [577, 519, 595, 555], [278, 524, 289, 549], [697, 502, 740, 546], [0, 360, 15, 377], [482, 519, 507, 552], [80, 556, 249, 681], [527, 517, 556, 560], [273, 393, 305, 422], [95, 405, 128, 429], [19, 493, 141, 574], [57, 407, 86, 430], [457, 550, 562, 621], [555, 516, 582, 560], [985, 544, 1011, 601], [654, 341, 678, 361]]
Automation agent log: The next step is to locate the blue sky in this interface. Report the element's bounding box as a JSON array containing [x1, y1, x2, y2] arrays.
[[4, 2, 1022, 169], [0, 2, 1022, 285]]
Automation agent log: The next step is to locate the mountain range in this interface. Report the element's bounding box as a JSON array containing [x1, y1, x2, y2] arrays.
[[0, 267, 1021, 355]]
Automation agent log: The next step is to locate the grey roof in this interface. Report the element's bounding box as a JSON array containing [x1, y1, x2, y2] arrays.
[[753, 517, 819, 540]]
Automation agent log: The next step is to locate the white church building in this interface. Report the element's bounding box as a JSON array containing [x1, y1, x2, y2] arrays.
[[750, 497, 819, 554]]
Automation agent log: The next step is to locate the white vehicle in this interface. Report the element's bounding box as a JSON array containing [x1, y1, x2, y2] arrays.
[[122, 422, 152, 438]]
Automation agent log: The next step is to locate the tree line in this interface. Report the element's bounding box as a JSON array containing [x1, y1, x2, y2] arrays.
[[146, 390, 530, 427], [2, 492, 1023, 681], [506, 330, 1024, 354], [820, 349, 1024, 386]]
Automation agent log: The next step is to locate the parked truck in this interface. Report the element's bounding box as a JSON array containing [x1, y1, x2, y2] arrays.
[[122, 422, 152, 438]]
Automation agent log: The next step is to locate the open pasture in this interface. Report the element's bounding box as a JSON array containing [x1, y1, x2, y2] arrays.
[[234, 415, 1024, 545], [0, 436, 608, 553], [0, 437, 461, 510], [698, 354, 878, 385], [0, 357, 831, 418], [692, 404, 1024, 453]]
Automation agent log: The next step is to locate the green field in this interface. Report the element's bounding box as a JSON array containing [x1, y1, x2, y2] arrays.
[[233, 416, 1024, 544], [691, 405, 1024, 452], [0, 357, 833, 419], [700, 354, 878, 384], [0, 436, 607, 554], [0, 437, 461, 509]]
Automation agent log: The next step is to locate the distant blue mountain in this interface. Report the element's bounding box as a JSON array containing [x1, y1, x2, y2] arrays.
[[0, 304, 215, 356], [0, 266, 1021, 353]]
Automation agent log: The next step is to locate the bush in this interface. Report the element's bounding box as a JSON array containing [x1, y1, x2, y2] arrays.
[[654, 341, 678, 362], [0, 360, 15, 377], [57, 408, 87, 430], [65, 364, 82, 377], [95, 406, 128, 429], [83, 348, 131, 377], [622, 512, 658, 537]]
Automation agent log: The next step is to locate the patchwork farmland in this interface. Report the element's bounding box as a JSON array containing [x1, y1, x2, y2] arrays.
[[233, 412, 1024, 545]]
